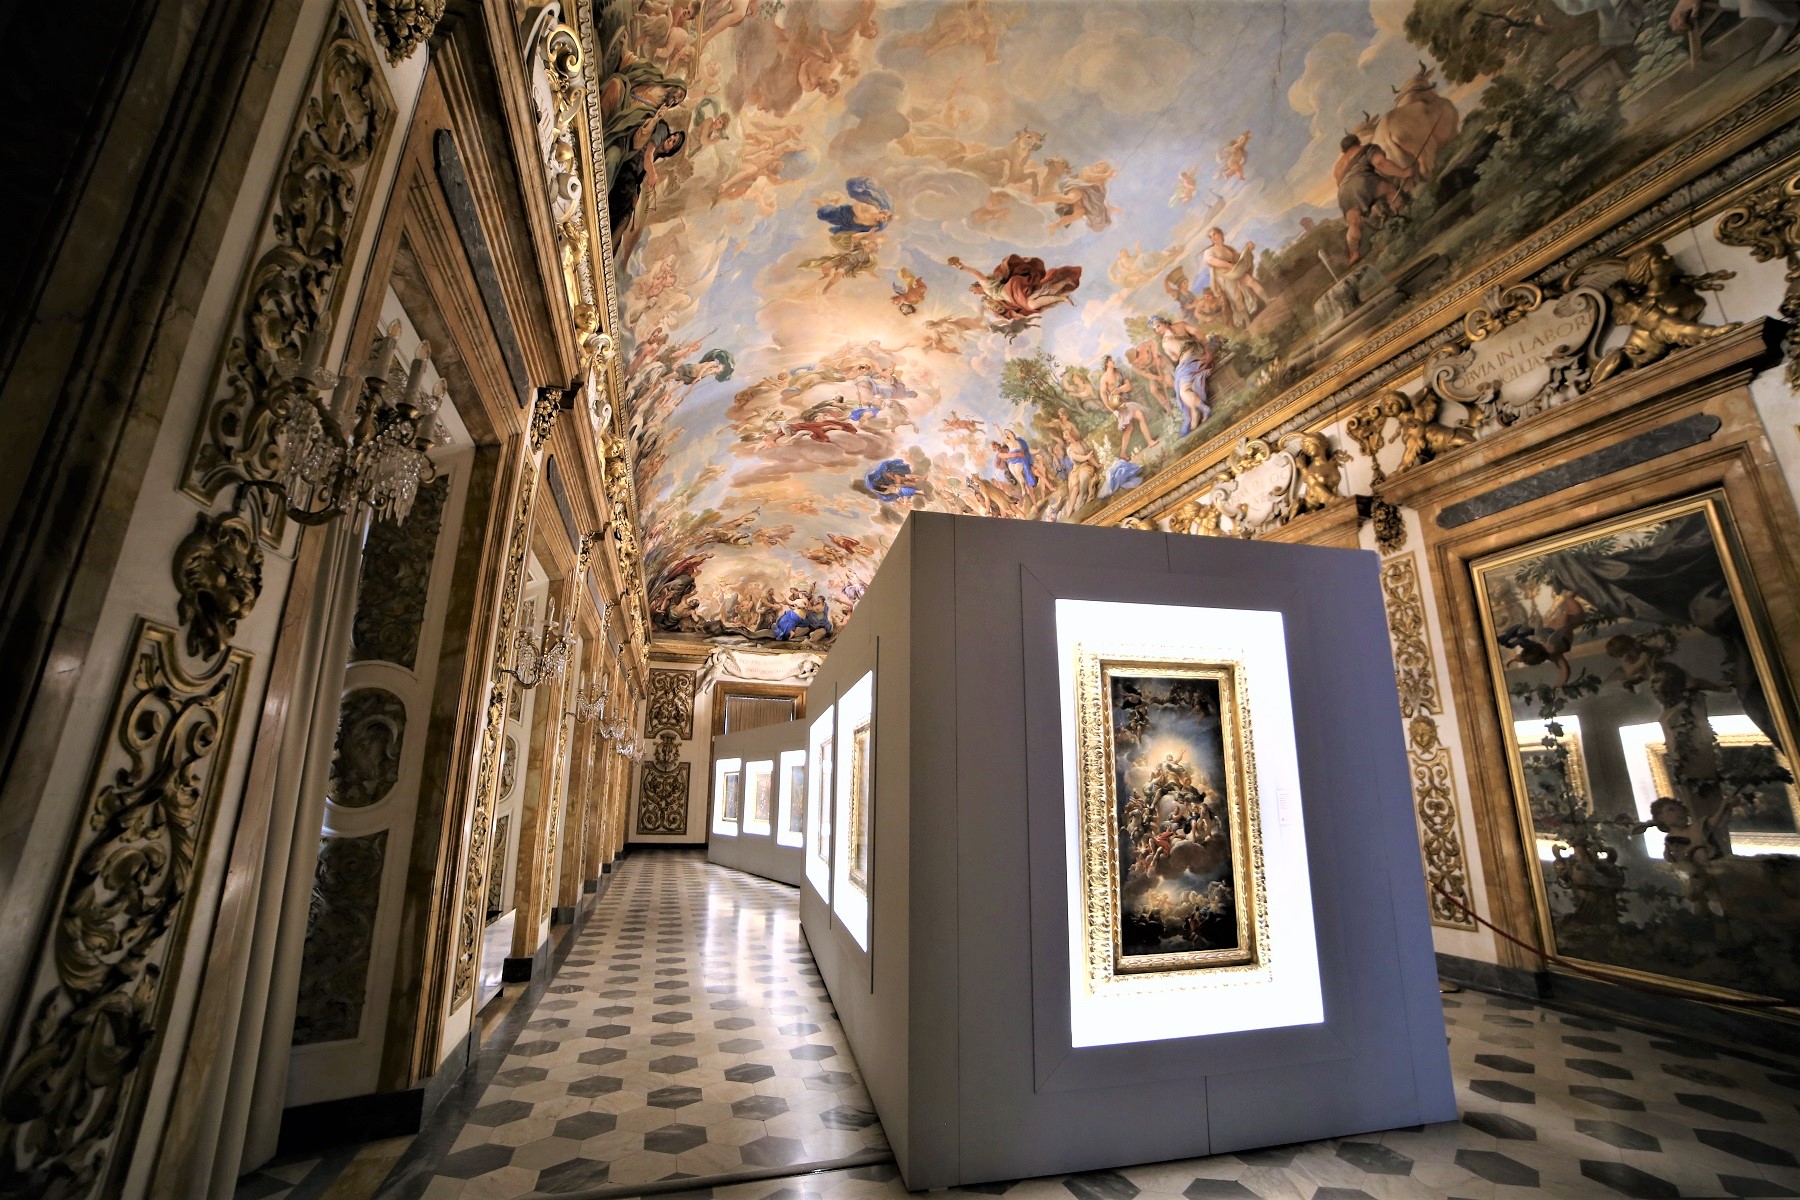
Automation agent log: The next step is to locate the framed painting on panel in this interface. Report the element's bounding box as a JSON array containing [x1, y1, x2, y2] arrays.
[[814, 737, 834, 860], [847, 719, 872, 894], [1473, 491, 1800, 1000], [789, 762, 808, 835], [722, 768, 743, 822], [1073, 648, 1265, 991]]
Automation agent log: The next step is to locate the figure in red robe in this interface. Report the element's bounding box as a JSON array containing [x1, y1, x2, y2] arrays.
[[946, 253, 1083, 340]]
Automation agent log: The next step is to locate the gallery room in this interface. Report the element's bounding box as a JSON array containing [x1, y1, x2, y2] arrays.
[[4, 1, 1800, 1198]]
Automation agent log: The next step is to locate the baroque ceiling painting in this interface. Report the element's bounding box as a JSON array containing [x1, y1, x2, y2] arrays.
[[599, 0, 1787, 647]]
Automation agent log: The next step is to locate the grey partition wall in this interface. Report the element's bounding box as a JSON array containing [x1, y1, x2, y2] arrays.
[[708, 720, 808, 887], [799, 511, 1454, 1189]]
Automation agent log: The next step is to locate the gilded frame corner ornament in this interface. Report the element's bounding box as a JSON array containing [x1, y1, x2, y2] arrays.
[[1072, 644, 1268, 994]]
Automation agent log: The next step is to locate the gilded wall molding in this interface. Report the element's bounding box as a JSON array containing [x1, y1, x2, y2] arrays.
[[0, 622, 250, 1196], [645, 669, 696, 741], [182, 4, 396, 530], [637, 757, 690, 836], [1715, 167, 1800, 386], [451, 451, 541, 1008], [1379, 556, 1476, 931]]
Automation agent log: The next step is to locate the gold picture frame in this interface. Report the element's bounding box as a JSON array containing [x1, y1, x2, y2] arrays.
[[847, 719, 872, 894], [1073, 646, 1266, 991], [1472, 489, 1800, 1000]]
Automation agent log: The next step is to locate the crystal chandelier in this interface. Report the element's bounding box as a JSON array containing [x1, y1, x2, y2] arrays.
[[267, 317, 451, 526], [504, 595, 573, 689]]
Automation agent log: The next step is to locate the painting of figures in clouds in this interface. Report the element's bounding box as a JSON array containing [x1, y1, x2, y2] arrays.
[[594, 0, 1796, 646]]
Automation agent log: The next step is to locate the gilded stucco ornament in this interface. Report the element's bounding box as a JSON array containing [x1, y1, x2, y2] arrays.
[[1379, 557, 1476, 930], [0, 623, 249, 1194], [173, 508, 264, 662], [1280, 430, 1348, 516], [366, 0, 443, 64], [1348, 388, 1476, 484], [1572, 242, 1740, 385], [1714, 169, 1800, 386]]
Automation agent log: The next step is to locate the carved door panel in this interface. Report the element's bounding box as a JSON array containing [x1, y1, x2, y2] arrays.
[[288, 305, 476, 1105]]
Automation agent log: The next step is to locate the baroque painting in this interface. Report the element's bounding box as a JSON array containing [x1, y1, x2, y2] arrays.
[[1075, 650, 1263, 987], [596, 0, 1797, 647], [1474, 492, 1800, 1000], [789, 761, 808, 834], [814, 735, 834, 862], [750, 761, 775, 824]]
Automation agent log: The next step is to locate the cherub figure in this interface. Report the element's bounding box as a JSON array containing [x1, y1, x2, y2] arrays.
[[1217, 130, 1251, 181], [1578, 243, 1741, 385], [1170, 165, 1198, 206], [891, 267, 927, 315]]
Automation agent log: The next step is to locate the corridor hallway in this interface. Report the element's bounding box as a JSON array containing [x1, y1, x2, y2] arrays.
[[239, 851, 888, 1199]]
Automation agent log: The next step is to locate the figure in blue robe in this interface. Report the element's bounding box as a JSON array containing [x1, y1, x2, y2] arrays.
[[1002, 431, 1038, 490], [865, 458, 921, 502], [816, 178, 894, 235]]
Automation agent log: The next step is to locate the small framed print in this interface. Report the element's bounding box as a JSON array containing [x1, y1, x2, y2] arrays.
[[722, 769, 742, 822], [1073, 647, 1266, 990], [788, 762, 808, 835], [814, 737, 834, 860], [847, 719, 873, 894]]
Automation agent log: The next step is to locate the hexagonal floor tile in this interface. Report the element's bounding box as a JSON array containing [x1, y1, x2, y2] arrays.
[[726, 1063, 776, 1084], [568, 1075, 625, 1097], [587, 1024, 631, 1040], [644, 1123, 709, 1155], [820, 1105, 879, 1131], [716, 1017, 756, 1030], [1062, 1169, 1140, 1200], [1579, 1161, 1679, 1199], [732, 1095, 790, 1121], [647, 1084, 705, 1109], [790, 1044, 837, 1061], [1697, 1129, 1799, 1167], [492, 1065, 550, 1087], [533, 1156, 611, 1194], [554, 1111, 619, 1141], [1454, 1149, 1539, 1187], [437, 1143, 515, 1177], [467, 1099, 535, 1127], [720, 1038, 764, 1054], [651, 1032, 697, 1047], [652, 1011, 693, 1024], [578, 1046, 628, 1066], [650, 1055, 699, 1074]]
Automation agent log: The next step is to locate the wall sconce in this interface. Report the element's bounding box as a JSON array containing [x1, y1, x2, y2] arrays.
[[504, 595, 572, 690], [258, 317, 451, 526], [569, 670, 607, 723]]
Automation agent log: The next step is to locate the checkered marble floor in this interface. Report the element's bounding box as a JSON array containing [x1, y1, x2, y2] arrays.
[[238, 849, 1800, 1200], [404, 851, 886, 1198]]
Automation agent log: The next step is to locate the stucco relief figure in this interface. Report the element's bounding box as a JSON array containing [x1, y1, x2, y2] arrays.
[[1576, 243, 1740, 385]]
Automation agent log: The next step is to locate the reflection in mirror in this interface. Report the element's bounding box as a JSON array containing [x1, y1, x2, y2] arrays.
[[1476, 492, 1799, 999]]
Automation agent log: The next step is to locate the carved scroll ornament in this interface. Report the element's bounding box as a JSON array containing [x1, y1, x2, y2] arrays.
[[0, 623, 249, 1195], [366, 0, 444, 64], [184, 7, 394, 523], [1714, 169, 1800, 386]]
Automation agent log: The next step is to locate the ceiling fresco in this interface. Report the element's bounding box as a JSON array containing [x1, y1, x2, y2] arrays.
[[596, 0, 1789, 647]]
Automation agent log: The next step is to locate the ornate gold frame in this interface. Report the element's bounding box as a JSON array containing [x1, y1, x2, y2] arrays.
[[1471, 489, 1800, 998], [847, 718, 872, 894], [1073, 647, 1267, 991], [749, 762, 774, 825]]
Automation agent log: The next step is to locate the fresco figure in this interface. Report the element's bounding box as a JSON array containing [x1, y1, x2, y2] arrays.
[[1201, 227, 1269, 326], [816, 177, 894, 234], [1040, 160, 1119, 233], [1099, 355, 1157, 458], [864, 457, 923, 501], [1217, 129, 1251, 181], [1151, 315, 1215, 435], [999, 427, 1038, 494], [1171, 165, 1198, 206], [891, 268, 927, 314], [609, 119, 687, 258], [1334, 133, 1408, 264], [947, 253, 1083, 339], [1054, 411, 1103, 512]]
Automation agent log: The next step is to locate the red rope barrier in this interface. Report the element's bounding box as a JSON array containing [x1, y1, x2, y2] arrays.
[[1428, 878, 1800, 1011]]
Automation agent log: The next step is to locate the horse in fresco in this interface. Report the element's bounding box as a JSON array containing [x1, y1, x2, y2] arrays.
[[1364, 63, 1460, 194]]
